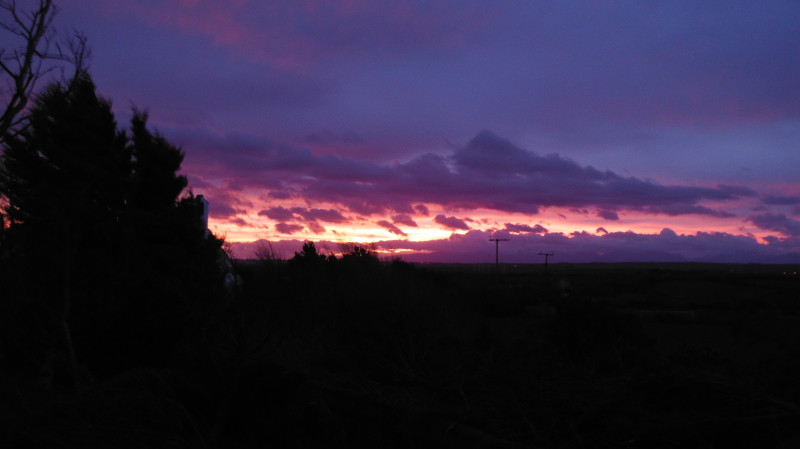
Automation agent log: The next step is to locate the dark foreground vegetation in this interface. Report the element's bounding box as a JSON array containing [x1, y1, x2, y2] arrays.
[[3, 227, 800, 448], [0, 15, 798, 446]]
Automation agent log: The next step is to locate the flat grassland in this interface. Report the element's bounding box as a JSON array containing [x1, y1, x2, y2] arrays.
[[249, 262, 800, 448], [4, 261, 799, 448]]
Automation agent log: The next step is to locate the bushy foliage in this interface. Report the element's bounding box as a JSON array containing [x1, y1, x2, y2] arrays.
[[0, 74, 226, 381]]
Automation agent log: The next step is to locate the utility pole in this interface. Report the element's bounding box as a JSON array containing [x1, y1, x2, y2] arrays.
[[489, 237, 509, 272], [538, 251, 554, 274]]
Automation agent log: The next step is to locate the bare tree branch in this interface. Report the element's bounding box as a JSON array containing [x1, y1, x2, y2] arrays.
[[0, 0, 91, 394], [0, 0, 89, 144], [0, 0, 54, 142]]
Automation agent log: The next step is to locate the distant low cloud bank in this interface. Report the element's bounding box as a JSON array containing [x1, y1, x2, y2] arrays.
[[230, 228, 800, 264]]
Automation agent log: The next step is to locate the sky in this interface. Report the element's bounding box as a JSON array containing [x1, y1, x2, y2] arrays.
[[12, 0, 800, 262]]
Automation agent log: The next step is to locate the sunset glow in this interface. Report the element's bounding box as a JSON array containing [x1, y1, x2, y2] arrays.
[[42, 1, 800, 263]]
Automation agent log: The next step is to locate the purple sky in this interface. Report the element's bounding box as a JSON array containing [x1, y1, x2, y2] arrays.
[[24, 0, 800, 262]]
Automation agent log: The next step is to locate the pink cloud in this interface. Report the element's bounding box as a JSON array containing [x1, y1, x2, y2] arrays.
[[376, 220, 407, 237], [275, 222, 304, 235], [392, 214, 418, 227], [229, 217, 249, 227], [434, 215, 471, 231], [308, 222, 326, 234], [504, 223, 548, 234], [256, 206, 349, 225]]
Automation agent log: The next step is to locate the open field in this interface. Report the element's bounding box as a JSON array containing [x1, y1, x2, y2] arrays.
[[3, 260, 799, 448], [468, 262, 800, 371], [248, 261, 800, 448]]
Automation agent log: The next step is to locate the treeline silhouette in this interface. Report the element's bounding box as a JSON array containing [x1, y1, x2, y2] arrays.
[[0, 74, 225, 382], [2, 75, 799, 448]]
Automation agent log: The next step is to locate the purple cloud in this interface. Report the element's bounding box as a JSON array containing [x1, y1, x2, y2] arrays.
[[747, 213, 800, 237], [643, 205, 736, 218], [596, 227, 609, 235], [450, 131, 754, 212], [376, 220, 407, 237], [434, 215, 471, 231], [275, 222, 304, 235], [191, 184, 252, 219], [504, 223, 548, 234], [289, 207, 349, 223], [763, 195, 800, 205], [184, 130, 755, 219], [392, 214, 418, 227], [369, 229, 800, 264], [229, 217, 249, 227], [258, 206, 297, 221], [597, 210, 619, 221], [37, 0, 800, 266], [209, 202, 241, 219], [66, 1, 800, 205], [267, 191, 292, 200]]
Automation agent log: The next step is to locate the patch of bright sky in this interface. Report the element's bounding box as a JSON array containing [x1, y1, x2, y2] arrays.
[[209, 197, 772, 245]]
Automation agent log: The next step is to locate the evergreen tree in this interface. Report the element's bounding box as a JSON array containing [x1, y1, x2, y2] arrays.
[[0, 73, 130, 388], [128, 109, 187, 214], [0, 73, 225, 380], [124, 109, 222, 289], [95, 105, 224, 377], [0, 74, 130, 248], [0, 73, 130, 304]]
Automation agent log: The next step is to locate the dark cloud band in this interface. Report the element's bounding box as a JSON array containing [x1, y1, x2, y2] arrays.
[[184, 130, 754, 221]]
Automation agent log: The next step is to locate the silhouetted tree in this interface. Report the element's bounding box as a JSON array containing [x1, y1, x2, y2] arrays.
[[287, 241, 331, 290], [128, 109, 187, 213], [0, 72, 224, 382], [0, 72, 129, 391], [1, 0, 57, 142], [90, 106, 223, 377], [0, 73, 129, 233], [291, 241, 327, 264], [340, 245, 380, 274], [1, 0, 91, 144], [0, 73, 130, 293]]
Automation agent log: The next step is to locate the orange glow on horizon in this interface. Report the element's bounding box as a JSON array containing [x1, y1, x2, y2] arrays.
[[206, 199, 777, 246]]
